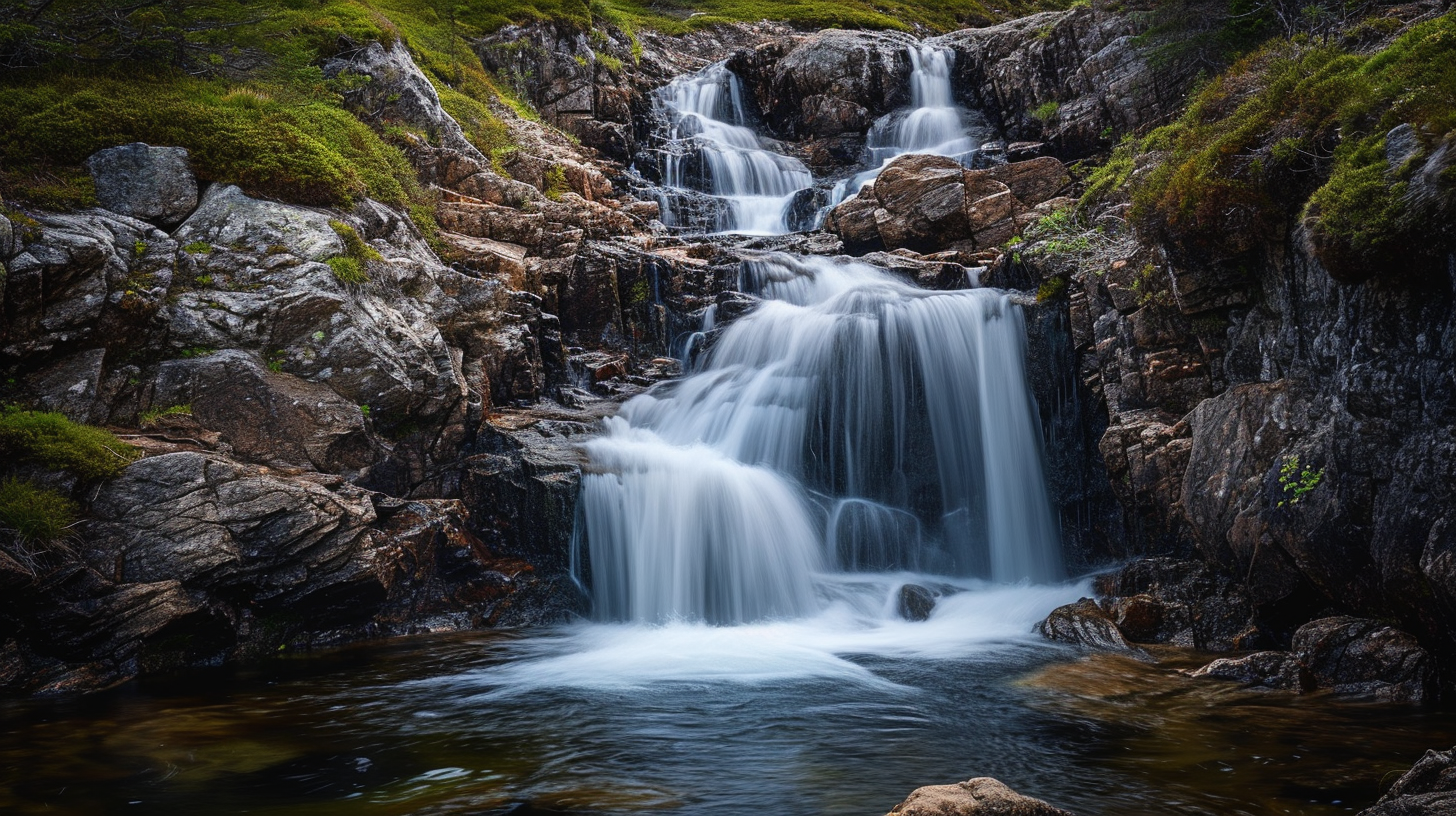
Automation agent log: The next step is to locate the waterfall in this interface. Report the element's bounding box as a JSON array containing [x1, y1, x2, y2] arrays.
[[654, 63, 814, 235], [826, 44, 992, 210], [575, 255, 1062, 624]]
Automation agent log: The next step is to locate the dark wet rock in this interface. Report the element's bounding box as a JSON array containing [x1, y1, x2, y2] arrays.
[[887, 777, 1076, 816], [1189, 617, 1434, 702], [1095, 558, 1258, 651], [1359, 746, 1456, 816], [1037, 597, 1146, 656], [1189, 651, 1312, 692], [1292, 617, 1434, 703], [898, 583, 936, 621], [85, 143, 199, 226]]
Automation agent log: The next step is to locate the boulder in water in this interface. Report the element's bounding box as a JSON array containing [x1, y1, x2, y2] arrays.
[[1037, 598, 1147, 656], [1293, 617, 1433, 702], [898, 583, 936, 621], [887, 777, 1076, 816], [1188, 651, 1312, 692]]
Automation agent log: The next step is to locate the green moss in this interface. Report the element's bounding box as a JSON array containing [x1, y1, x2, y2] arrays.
[[327, 255, 369, 284], [1035, 276, 1068, 302], [0, 406, 140, 479], [183, 240, 213, 254], [329, 219, 383, 262], [1112, 13, 1456, 265], [1030, 100, 1060, 122], [0, 477, 77, 547]]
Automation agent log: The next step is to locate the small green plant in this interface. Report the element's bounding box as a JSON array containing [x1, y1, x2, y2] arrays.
[[1036, 276, 1068, 302], [138, 404, 192, 428], [179, 346, 216, 359], [595, 50, 624, 73], [0, 406, 140, 479], [266, 350, 288, 373], [194, 274, 213, 286], [0, 476, 77, 552], [1031, 100, 1061, 122], [183, 241, 212, 255], [544, 165, 569, 201], [359, 404, 371, 417], [1277, 455, 1325, 508], [133, 239, 148, 256], [326, 255, 369, 284]]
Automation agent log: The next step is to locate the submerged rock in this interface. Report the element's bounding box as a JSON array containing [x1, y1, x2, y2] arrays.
[[887, 777, 1076, 816]]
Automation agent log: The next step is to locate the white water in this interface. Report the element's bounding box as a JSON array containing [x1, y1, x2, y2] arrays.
[[576, 254, 1063, 626], [655, 63, 814, 234], [827, 44, 993, 210]]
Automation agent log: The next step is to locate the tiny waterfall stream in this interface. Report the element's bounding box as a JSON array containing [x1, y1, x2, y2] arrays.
[[3, 43, 1454, 816]]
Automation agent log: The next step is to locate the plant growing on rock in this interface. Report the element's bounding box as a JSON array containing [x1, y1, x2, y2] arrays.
[[1276, 454, 1324, 507], [0, 477, 78, 573]]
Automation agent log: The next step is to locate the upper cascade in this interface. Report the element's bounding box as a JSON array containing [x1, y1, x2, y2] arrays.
[[827, 43, 994, 211], [574, 255, 1063, 625], [653, 63, 814, 235]]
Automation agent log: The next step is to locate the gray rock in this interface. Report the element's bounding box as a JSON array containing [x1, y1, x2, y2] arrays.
[[174, 184, 342, 261], [887, 777, 1076, 816], [1359, 746, 1456, 816], [85, 143, 199, 226], [1189, 651, 1311, 691]]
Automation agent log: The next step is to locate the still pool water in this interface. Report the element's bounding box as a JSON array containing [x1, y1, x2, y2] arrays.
[[1, 579, 1452, 816]]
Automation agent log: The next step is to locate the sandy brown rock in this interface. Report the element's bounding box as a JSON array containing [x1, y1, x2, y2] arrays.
[[887, 778, 1075, 816]]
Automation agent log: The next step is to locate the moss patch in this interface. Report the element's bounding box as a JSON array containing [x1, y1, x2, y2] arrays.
[[0, 477, 77, 547], [0, 406, 140, 479]]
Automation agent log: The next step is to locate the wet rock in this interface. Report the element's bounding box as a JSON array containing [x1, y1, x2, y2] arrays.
[[1292, 617, 1434, 703], [1359, 746, 1456, 816], [1189, 651, 1312, 692], [898, 583, 936, 621], [740, 29, 914, 141], [85, 143, 199, 226], [1037, 597, 1146, 656], [1096, 559, 1257, 651], [887, 777, 1076, 816]]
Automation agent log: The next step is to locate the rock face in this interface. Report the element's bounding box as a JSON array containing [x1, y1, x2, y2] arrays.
[[931, 8, 1199, 157], [1359, 747, 1456, 816], [825, 155, 1070, 253], [887, 778, 1076, 816], [84, 143, 199, 226]]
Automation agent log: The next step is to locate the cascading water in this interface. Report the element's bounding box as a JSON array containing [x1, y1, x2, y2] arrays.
[[826, 44, 995, 211], [654, 63, 814, 234], [575, 254, 1062, 624]]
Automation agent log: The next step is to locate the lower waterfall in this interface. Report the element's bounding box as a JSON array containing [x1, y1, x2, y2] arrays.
[[575, 254, 1062, 625]]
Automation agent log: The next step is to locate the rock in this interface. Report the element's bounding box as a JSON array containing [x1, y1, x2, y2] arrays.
[[1037, 597, 1147, 655], [898, 583, 936, 621], [825, 193, 883, 250], [1102, 593, 1162, 642], [1292, 616, 1434, 703], [887, 777, 1076, 816], [1095, 558, 1258, 651], [742, 29, 914, 140], [1359, 746, 1456, 816], [324, 40, 485, 162], [985, 157, 1071, 207], [84, 143, 199, 226], [1189, 651, 1311, 692], [174, 184, 342, 261], [871, 154, 973, 251]]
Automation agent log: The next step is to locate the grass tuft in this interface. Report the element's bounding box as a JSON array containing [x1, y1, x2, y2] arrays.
[[0, 406, 141, 479]]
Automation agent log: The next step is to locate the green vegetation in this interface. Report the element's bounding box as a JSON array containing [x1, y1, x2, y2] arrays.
[[0, 477, 77, 548], [1030, 100, 1060, 122], [138, 404, 193, 428], [326, 219, 381, 283], [183, 241, 213, 254], [543, 165, 570, 201], [1276, 454, 1324, 508], [1084, 12, 1456, 276], [0, 406, 140, 479], [1035, 275, 1068, 302]]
